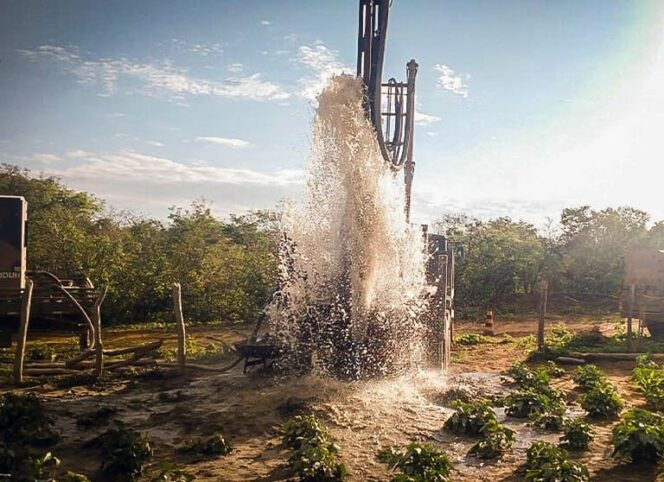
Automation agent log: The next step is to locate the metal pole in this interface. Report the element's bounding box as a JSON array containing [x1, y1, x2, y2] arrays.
[[13, 279, 34, 384]]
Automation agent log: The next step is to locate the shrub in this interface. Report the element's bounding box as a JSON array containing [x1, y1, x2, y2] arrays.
[[467, 419, 515, 459], [150, 461, 195, 481], [632, 359, 664, 411], [544, 360, 565, 378], [0, 392, 59, 446], [529, 406, 566, 431], [26, 342, 56, 362], [379, 442, 454, 482], [179, 433, 231, 456], [573, 365, 606, 392], [525, 441, 589, 482], [454, 333, 490, 346], [98, 421, 152, 481], [505, 363, 549, 387], [612, 409, 664, 463], [560, 418, 594, 451], [580, 380, 623, 418], [443, 400, 497, 436], [504, 388, 565, 419], [282, 415, 347, 481]]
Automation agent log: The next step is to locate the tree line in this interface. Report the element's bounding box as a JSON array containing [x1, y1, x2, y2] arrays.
[[2, 163, 663, 324]]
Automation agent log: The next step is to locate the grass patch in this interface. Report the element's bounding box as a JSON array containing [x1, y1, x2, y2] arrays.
[[454, 333, 491, 346]]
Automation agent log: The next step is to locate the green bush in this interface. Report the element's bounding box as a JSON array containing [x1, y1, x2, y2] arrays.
[[378, 442, 454, 482], [632, 359, 664, 411], [525, 441, 589, 482], [504, 388, 565, 419], [544, 360, 565, 378], [467, 419, 515, 459], [26, 342, 56, 362], [282, 415, 347, 481], [454, 333, 490, 346], [560, 418, 594, 451], [529, 406, 566, 431], [580, 380, 623, 418], [0, 392, 59, 447], [612, 409, 664, 463], [179, 433, 231, 456], [573, 365, 606, 391], [150, 461, 195, 481], [98, 421, 153, 481], [443, 400, 497, 436]]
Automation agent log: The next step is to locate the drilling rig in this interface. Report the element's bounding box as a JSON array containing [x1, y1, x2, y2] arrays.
[[234, 0, 457, 375]]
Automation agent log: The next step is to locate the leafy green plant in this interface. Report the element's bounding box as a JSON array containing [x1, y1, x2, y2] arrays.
[[26, 342, 56, 362], [560, 418, 593, 451], [525, 441, 589, 482], [454, 333, 490, 346], [60, 471, 92, 482], [379, 442, 454, 482], [612, 408, 664, 463], [632, 359, 664, 410], [504, 388, 565, 419], [544, 360, 565, 378], [467, 419, 515, 459], [282, 415, 347, 481], [529, 406, 565, 431], [0, 392, 59, 446], [580, 380, 623, 418], [443, 400, 497, 436], [98, 421, 152, 481], [179, 433, 231, 456], [573, 365, 606, 391], [150, 461, 195, 481]]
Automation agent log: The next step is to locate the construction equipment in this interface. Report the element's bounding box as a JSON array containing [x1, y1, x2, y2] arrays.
[[0, 196, 97, 348]]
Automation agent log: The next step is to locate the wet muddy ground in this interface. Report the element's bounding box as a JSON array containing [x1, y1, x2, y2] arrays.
[[2, 315, 662, 481]]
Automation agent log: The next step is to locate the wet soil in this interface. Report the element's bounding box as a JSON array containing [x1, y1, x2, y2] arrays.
[[2, 316, 662, 481]]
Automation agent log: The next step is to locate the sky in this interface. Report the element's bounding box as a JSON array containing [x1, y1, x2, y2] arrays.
[[1, 0, 664, 227]]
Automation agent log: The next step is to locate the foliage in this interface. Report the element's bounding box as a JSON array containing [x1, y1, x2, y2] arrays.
[[282, 415, 347, 481], [632, 358, 664, 411], [454, 333, 490, 346], [612, 409, 664, 463], [60, 471, 92, 482], [379, 442, 454, 482], [150, 461, 195, 481], [560, 418, 594, 451], [443, 400, 497, 436], [0, 165, 279, 324], [504, 388, 565, 419], [0, 392, 59, 446], [26, 342, 56, 362], [544, 360, 565, 378], [467, 419, 515, 459], [573, 365, 606, 392], [179, 433, 231, 457], [580, 380, 623, 418], [524, 441, 589, 482], [529, 407, 565, 431], [98, 421, 153, 481]]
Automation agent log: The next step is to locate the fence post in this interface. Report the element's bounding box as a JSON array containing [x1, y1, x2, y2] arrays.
[[93, 286, 108, 378], [13, 279, 34, 384], [173, 283, 186, 373], [537, 280, 548, 355], [627, 284, 636, 352]]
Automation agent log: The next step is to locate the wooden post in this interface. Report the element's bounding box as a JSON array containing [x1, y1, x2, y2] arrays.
[[627, 284, 636, 352], [93, 287, 108, 378], [13, 279, 34, 384], [537, 280, 548, 355], [173, 282, 186, 373]]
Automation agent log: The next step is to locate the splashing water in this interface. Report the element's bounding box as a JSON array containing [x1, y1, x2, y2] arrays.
[[268, 75, 431, 378]]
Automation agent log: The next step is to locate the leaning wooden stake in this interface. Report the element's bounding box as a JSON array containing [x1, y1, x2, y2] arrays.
[[92, 286, 108, 378], [173, 282, 186, 373], [537, 280, 549, 355], [13, 279, 34, 384]]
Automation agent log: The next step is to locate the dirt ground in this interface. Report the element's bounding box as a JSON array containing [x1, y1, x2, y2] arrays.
[[2, 315, 663, 481]]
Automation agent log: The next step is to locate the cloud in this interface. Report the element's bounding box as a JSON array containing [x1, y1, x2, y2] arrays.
[[415, 111, 441, 126], [195, 136, 252, 149], [20, 44, 289, 102], [296, 43, 350, 100], [171, 39, 224, 56], [33, 153, 60, 163], [260, 20, 272, 26], [226, 63, 243, 73], [433, 64, 469, 98], [147, 140, 164, 147], [47, 150, 305, 218], [66, 149, 93, 158]]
